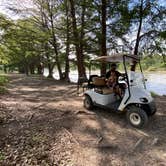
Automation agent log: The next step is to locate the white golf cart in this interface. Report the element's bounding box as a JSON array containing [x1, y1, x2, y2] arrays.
[[83, 53, 156, 128]]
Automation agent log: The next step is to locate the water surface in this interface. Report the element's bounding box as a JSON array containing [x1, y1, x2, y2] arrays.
[[44, 69, 166, 95]]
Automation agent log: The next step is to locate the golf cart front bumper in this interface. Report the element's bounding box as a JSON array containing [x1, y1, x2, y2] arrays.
[[141, 101, 157, 116]]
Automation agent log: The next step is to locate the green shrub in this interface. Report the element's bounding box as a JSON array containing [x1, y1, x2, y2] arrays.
[[140, 55, 165, 71], [0, 76, 8, 94], [0, 86, 7, 94], [147, 66, 158, 71], [0, 76, 8, 86], [150, 91, 158, 97], [0, 152, 5, 161]]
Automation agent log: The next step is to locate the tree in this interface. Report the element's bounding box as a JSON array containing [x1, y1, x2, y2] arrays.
[[64, 0, 70, 81], [100, 0, 107, 75], [0, 17, 45, 75], [124, 0, 166, 70], [31, 0, 63, 78], [69, 0, 87, 81], [128, 0, 166, 56]]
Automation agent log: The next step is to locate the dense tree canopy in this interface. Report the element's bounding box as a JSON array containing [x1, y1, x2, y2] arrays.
[[0, 0, 165, 81]]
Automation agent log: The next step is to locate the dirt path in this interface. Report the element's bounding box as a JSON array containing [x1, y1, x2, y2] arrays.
[[0, 74, 166, 166]]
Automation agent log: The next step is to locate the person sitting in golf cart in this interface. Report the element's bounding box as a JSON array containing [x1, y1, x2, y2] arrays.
[[106, 63, 125, 96]]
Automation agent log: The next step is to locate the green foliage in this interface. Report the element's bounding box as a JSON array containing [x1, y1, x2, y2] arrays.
[[0, 75, 8, 86], [0, 152, 5, 161], [150, 91, 158, 97], [160, 31, 166, 39], [0, 76, 8, 94], [141, 55, 166, 71], [0, 0, 165, 79]]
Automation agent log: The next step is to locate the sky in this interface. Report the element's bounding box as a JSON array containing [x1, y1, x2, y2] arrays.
[[0, 0, 34, 19], [0, 0, 166, 20]]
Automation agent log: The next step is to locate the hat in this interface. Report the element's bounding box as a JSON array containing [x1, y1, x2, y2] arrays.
[[111, 63, 117, 67]]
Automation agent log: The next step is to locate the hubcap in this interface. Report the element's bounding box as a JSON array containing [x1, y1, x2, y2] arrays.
[[130, 113, 141, 125]]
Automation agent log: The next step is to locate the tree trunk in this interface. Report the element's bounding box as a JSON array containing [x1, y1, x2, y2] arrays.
[[47, 63, 53, 78], [79, 0, 86, 72], [134, 0, 143, 56], [37, 63, 43, 75], [29, 64, 35, 74], [132, 0, 143, 71], [18, 66, 25, 74], [24, 64, 29, 76], [162, 54, 166, 66], [4, 65, 7, 73], [100, 0, 107, 75], [47, 0, 63, 80], [64, 0, 70, 82], [52, 40, 63, 80], [45, 44, 54, 78], [69, 0, 87, 82]]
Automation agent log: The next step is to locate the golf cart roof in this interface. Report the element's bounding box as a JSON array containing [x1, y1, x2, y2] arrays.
[[92, 53, 140, 63]]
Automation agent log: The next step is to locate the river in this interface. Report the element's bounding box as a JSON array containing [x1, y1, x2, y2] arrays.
[[44, 69, 166, 96]]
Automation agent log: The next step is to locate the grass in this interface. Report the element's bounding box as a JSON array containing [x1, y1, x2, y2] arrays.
[[0, 75, 8, 86], [150, 91, 158, 97], [0, 75, 8, 94], [0, 152, 5, 161]]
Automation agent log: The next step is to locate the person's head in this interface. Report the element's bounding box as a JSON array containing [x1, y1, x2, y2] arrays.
[[110, 63, 117, 71]]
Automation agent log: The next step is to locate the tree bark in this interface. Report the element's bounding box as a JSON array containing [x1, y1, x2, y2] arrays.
[[24, 64, 29, 76], [45, 44, 54, 78], [100, 0, 107, 75], [29, 64, 35, 74], [134, 0, 143, 56], [37, 63, 43, 75], [4, 65, 7, 73], [69, 0, 87, 82], [47, 0, 63, 80], [64, 0, 70, 82], [80, 0, 86, 66], [47, 63, 53, 78], [132, 0, 144, 71]]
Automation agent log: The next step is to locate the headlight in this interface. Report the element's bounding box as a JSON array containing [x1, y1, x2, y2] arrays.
[[140, 97, 148, 103]]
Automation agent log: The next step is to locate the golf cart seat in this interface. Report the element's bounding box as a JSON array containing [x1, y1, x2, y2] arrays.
[[87, 75, 99, 89], [92, 77, 115, 94], [92, 77, 106, 87]]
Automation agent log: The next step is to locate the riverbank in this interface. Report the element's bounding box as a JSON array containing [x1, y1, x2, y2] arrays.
[[0, 74, 166, 165]]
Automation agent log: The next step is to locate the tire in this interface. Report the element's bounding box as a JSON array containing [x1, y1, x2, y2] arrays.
[[150, 109, 156, 116], [126, 106, 148, 128], [149, 103, 157, 116], [84, 95, 94, 110]]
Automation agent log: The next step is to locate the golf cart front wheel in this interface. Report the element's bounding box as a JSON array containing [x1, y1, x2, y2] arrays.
[[84, 95, 93, 110], [126, 106, 148, 128]]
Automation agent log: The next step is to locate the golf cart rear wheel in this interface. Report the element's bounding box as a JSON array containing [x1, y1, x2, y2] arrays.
[[84, 95, 93, 110], [126, 106, 148, 128]]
